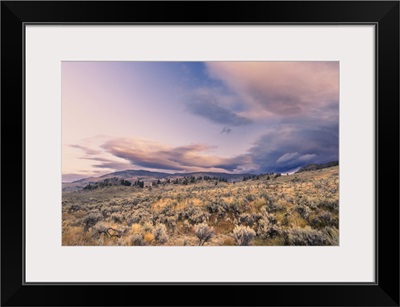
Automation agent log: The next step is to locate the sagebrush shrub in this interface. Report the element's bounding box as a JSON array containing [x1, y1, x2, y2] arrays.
[[238, 213, 253, 225], [130, 233, 146, 246], [142, 222, 154, 233], [322, 226, 339, 245], [310, 211, 337, 228], [283, 227, 329, 246], [226, 201, 248, 214], [67, 204, 80, 213], [111, 213, 124, 224], [194, 223, 214, 246], [82, 213, 102, 232], [128, 208, 153, 225], [266, 201, 285, 213], [256, 214, 281, 239], [232, 225, 256, 246], [165, 216, 177, 230], [206, 202, 227, 218], [318, 200, 339, 212], [184, 205, 209, 224], [109, 205, 122, 213], [294, 204, 312, 220], [91, 222, 109, 238], [153, 224, 169, 244], [256, 217, 269, 238]]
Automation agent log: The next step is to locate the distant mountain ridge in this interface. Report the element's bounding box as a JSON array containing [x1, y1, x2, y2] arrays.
[[63, 161, 338, 191], [97, 169, 255, 181], [295, 161, 338, 173], [62, 169, 256, 191]]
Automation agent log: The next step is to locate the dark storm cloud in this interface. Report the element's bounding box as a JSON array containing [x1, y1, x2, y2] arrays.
[[248, 123, 338, 173], [187, 99, 252, 126]]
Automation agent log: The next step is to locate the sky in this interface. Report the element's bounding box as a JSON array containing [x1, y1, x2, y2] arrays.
[[62, 61, 339, 182]]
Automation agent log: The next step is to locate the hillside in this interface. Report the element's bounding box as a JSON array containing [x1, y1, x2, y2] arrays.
[[295, 161, 338, 173], [62, 169, 256, 191], [62, 166, 339, 246]]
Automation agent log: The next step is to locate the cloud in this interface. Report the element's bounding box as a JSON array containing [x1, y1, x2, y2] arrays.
[[276, 152, 317, 164], [276, 152, 300, 164], [248, 123, 338, 173], [221, 127, 232, 134], [186, 88, 252, 126], [187, 100, 252, 126], [101, 138, 253, 173], [70, 143, 133, 171], [91, 160, 133, 170], [298, 154, 317, 161], [206, 62, 339, 118], [70, 144, 101, 156], [98, 130, 336, 174], [199, 62, 339, 173], [70, 123, 337, 175], [67, 61, 339, 175]]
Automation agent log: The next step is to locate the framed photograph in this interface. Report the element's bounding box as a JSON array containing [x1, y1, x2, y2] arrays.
[[1, 1, 399, 306]]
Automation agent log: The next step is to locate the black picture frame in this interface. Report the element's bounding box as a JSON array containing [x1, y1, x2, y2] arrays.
[[1, 1, 399, 306]]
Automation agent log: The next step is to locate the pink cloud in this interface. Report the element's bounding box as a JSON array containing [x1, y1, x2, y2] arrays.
[[206, 62, 339, 117], [101, 138, 254, 173]]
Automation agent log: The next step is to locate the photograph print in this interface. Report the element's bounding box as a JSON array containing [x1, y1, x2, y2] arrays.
[[62, 61, 339, 246]]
